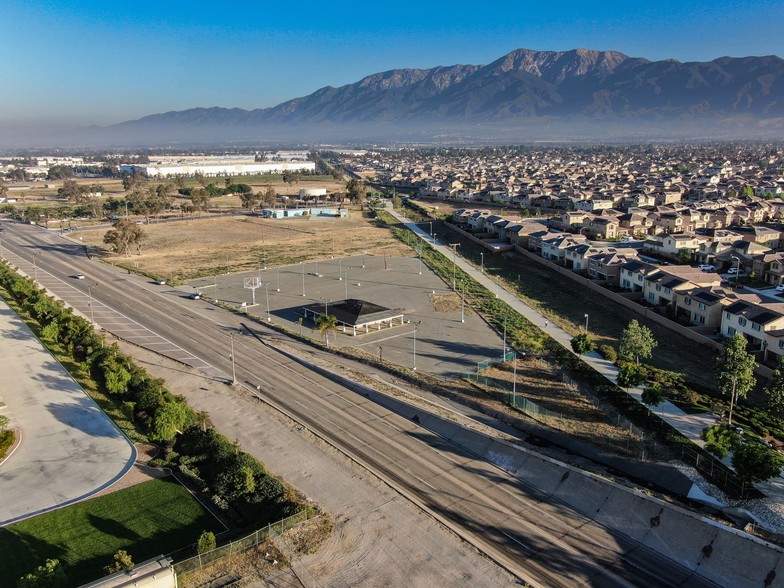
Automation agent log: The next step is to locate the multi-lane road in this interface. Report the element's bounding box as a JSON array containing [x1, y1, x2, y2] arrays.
[[0, 220, 719, 587]]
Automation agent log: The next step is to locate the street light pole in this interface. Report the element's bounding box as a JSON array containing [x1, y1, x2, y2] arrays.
[[480, 252, 484, 274], [512, 355, 517, 407], [344, 268, 350, 299], [276, 266, 280, 291], [301, 262, 306, 297], [339, 257, 343, 280], [731, 255, 741, 287], [584, 313, 589, 331], [87, 284, 96, 326]]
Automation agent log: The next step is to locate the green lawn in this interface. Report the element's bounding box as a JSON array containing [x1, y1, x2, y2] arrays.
[[0, 477, 222, 587]]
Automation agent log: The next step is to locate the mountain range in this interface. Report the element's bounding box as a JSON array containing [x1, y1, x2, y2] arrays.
[[107, 47, 784, 143]]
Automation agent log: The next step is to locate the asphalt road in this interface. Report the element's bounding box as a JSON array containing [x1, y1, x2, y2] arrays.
[[0, 220, 719, 588]]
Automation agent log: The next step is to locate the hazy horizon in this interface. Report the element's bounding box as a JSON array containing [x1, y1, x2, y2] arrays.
[[2, 0, 783, 143]]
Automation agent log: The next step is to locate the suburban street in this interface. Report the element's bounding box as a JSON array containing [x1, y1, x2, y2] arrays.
[[0, 219, 720, 587]]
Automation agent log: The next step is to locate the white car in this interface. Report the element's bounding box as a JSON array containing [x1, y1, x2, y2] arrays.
[[776, 284, 784, 292], [74, 273, 85, 280], [698, 264, 715, 272]]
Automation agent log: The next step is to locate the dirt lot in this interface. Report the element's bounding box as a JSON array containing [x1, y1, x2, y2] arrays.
[[77, 211, 412, 280]]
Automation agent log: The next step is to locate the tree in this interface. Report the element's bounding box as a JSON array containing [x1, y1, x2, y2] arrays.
[[346, 178, 365, 204], [570, 332, 594, 355], [17, 559, 67, 588], [103, 218, 145, 257], [764, 356, 784, 419], [104, 550, 133, 575], [619, 319, 657, 365], [715, 333, 756, 426], [240, 191, 260, 212], [0, 414, 9, 433], [314, 314, 339, 347], [282, 170, 300, 185], [732, 442, 784, 484], [331, 167, 345, 181], [641, 383, 665, 407], [617, 363, 645, 389], [197, 530, 216, 554], [257, 185, 276, 209]]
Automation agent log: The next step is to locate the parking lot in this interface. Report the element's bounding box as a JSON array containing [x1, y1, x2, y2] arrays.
[[190, 253, 507, 377]]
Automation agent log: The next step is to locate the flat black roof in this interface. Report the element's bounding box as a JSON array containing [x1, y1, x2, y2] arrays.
[[303, 299, 403, 327]]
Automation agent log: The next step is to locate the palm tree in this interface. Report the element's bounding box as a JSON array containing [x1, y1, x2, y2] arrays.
[[314, 314, 339, 347]]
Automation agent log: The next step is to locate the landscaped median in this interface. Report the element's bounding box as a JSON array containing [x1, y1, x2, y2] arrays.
[[0, 261, 316, 587]]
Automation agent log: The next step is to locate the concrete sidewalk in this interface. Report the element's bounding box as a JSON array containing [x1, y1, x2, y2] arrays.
[[387, 205, 784, 504], [0, 299, 136, 526]]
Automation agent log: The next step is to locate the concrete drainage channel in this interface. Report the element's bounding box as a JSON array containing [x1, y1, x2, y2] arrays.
[[244, 326, 783, 587]]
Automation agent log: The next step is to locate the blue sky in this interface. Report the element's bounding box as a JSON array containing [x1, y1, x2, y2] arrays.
[[1, 0, 783, 130]]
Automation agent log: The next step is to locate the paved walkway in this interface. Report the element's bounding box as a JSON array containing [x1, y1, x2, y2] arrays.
[[387, 205, 784, 503], [0, 299, 136, 526]]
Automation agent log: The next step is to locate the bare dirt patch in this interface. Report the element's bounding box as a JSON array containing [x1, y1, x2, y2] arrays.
[[76, 211, 411, 280], [427, 291, 474, 314], [482, 356, 638, 446]]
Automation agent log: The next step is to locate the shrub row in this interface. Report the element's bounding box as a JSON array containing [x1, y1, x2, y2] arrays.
[[0, 260, 302, 527]]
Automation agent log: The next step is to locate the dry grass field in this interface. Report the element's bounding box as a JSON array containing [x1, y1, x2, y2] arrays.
[[77, 210, 412, 280]]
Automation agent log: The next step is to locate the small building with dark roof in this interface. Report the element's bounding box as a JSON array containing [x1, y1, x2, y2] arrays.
[[303, 299, 406, 336]]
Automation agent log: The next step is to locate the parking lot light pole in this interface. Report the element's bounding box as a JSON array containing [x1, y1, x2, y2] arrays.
[[461, 281, 465, 323], [418, 239, 423, 275], [448, 243, 459, 290], [339, 257, 343, 280], [300, 262, 306, 297], [230, 333, 237, 385], [276, 266, 280, 292], [265, 281, 271, 321], [412, 321, 421, 371]]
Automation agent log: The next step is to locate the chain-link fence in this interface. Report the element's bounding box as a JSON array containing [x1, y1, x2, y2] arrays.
[[172, 510, 314, 576], [464, 363, 748, 497]]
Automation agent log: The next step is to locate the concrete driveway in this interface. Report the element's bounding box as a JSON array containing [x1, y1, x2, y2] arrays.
[[0, 299, 136, 526]]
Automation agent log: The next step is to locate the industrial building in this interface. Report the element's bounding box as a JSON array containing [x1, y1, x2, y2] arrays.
[[120, 154, 315, 178]]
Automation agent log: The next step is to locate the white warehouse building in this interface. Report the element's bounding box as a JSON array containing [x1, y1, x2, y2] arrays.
[[120, 155, 315, 178]]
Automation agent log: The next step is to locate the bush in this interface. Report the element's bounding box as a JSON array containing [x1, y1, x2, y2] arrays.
[[598, 345, 617, 363], [197, 531, 216, 554], [17, 559, 67, 588], [701, 424, 741, 459], [570, 333, 595, 355]]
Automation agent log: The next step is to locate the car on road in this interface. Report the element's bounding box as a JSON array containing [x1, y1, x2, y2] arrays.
[[154, 279, 166, 285], [74, 273, 85, 280], [698, 264, 715, 272], [776, 284, 784, 292], [728, 267, 742, 274], [189, 292, 201, 300]]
